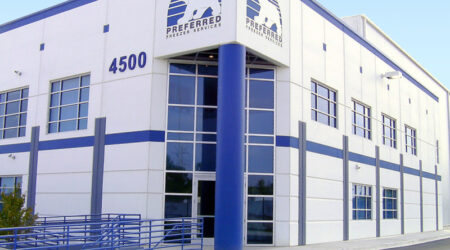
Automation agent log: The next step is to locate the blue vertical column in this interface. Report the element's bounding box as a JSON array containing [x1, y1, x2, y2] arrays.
[[215, 44, 246, 250], [27, 126, 40, 213]]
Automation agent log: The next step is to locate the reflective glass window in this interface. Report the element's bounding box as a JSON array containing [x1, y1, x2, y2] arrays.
[[0, 88, 29, 139], [48, 75, 89, 133]]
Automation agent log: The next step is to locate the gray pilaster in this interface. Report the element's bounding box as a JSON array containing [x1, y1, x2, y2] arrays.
[[400, 154, 404, 234], [343, 136, 349, 241], [419, 160, 423, 233], [91, 118, 106, 215], [298, 121, 307, 246], [26, 126, 40, 213], [435, 165, 439, 231], [375, 146, 380, 237]]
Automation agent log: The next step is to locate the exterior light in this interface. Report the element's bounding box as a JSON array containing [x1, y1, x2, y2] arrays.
[[14, 70, 22, 76], [383, 71, 402, 79]]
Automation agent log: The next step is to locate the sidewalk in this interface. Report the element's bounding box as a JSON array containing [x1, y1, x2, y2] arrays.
[[239, 229, 450, 249]]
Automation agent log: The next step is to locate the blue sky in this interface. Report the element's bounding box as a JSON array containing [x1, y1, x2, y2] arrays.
[[0, 0, 448, 89]]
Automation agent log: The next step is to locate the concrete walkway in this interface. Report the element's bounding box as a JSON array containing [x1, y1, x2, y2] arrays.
[[239, 229, 450, 249]]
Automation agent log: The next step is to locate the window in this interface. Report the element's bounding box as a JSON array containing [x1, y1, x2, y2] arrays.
[[165, 64, 275, 245], [382, 114, 396, 148], [352, 100, 371, 139], [48, 75, 90, 133], [165, 63, 218, 232], [0, 177, 22, 210], [383, 188, 398, 219], [405, 125, 417, 155], [0, 88, 28, 139], [246, 68, 275, 245], [352, 184, 372, 220], [311, 81, 337, 128]]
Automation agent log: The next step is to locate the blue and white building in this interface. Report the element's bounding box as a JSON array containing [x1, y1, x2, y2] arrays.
[[0, 0, 449, 248]]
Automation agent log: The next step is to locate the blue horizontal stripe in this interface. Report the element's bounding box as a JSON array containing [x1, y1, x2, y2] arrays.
[[404, 166, 421, 177], [380, 160, 400, 172], [0, 131, 442, 182], [423, 171, 436, 180], [276, 136, 299, 149], [0, 143, 30, 154], [307, 141, 343, 159], [39, 136, 95, 151], [0, 0, 97, 34], [105, 130, 165, 145], [349, 152, 376, 166], [301, 0, 438, 102]]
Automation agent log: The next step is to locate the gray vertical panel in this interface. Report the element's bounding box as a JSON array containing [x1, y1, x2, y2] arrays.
[[435, 165, 439, 231], [343, 136, 349, 241], [375, 146, 380, 237], [91, 118, 106, 215], [400, 154, 404, 234], [26, 126, 40, 213], [298, 121, 306, 245], [420, 160, 423, 233]]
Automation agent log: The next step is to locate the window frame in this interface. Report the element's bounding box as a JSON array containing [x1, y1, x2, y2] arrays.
[[352, 184, 373, 220], [0, 176, 22, 211], [382, 114, 397, 148], [0, 87, 29, 140], [382, 188, 398, 220], [47, 73, 90, 134], [351, 99, 372, 140], [310, 80, 338, 128], [164, 61, 277, 246], [405, 125, 417, 155]]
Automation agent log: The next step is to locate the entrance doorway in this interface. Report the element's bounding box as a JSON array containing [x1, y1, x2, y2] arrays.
[[193, 175, 215, 242]]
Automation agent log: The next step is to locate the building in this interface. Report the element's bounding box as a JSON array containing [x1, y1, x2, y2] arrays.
[[0, 0, 449, 248]]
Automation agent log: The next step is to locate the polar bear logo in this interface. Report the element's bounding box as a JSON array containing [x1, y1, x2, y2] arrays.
[[177, 0, 222, 24], [254, 0, 282, 35]]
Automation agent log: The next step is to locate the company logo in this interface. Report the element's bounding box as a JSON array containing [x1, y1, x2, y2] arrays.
[[246, 0, 283, 46], [167, 0, 222, 39]]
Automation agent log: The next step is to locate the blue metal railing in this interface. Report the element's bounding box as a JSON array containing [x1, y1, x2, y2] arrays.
[[0, 215, 203, 249]]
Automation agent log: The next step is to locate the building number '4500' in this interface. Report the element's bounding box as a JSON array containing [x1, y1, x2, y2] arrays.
[[109, 52, 147, 74]]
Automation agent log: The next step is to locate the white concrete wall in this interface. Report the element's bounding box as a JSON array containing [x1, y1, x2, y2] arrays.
[[0, 0, 447, 246]]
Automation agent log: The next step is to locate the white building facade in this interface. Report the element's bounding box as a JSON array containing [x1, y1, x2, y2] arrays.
[[0, 0, 449, 247]]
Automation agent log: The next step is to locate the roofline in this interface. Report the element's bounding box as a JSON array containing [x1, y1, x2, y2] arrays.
[[302, 0, 443, 100], [0, 0, 97, 35], [354, 14, 449, 94], [0, 0, 446, 97]]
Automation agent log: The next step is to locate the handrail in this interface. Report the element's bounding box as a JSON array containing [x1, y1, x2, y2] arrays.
[[0, 215, 203, 250]]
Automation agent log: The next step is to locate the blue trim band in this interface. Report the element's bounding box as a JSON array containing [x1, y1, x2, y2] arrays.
[[0, 143, 30, 154], [404, 166, 421, 176], [349, 152, 376, 166], [276, 136, 299, 149], [0, 131, 442, 181], [301, 0, 439, 102], [105, 130, 165, 145], [380, 160, 400, 172], [306, 141, 343, 159], [39, 136, 95, 150], [0, 0, 98, 34]]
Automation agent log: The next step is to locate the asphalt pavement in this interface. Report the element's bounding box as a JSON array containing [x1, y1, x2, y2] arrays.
[[384, 237, 450, 250]]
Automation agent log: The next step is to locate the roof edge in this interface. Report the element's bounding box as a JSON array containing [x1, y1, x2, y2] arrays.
[[0, 0, 97, 35], [349, 14, 449, 94]]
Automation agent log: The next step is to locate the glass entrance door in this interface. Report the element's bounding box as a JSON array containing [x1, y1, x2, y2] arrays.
[[193, 177, 215, 240]]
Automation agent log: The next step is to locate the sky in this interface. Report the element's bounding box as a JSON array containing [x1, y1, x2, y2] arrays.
[[0, 0, 449, 89]]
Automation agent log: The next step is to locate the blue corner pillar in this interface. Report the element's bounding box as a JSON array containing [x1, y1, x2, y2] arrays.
[[215, 44, 246, 250]]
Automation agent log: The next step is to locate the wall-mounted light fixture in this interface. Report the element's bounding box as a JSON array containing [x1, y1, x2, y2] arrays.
[[14, 70, 22, 76], [355, 164, 361, 170], [8, 154, 16, 160], [383, 71, 402, 79]]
